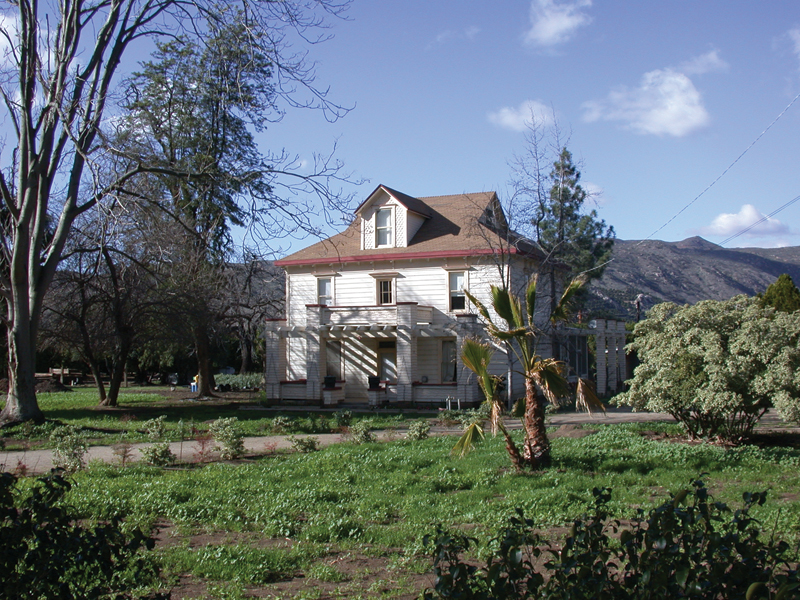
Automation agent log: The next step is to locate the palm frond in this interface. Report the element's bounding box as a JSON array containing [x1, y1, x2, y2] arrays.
[[451, 422, 485, 457], [532, 359, 571, 400], [461, 338, 495, 401], [576, 378, 606, 414], [489, 398, 501, 437], [551, 277, 585, 323], [525, 276, 538, 322], [464, 289, 493, 324], [491, 285, 517, 327]]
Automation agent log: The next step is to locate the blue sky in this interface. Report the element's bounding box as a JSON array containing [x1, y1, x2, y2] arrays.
[[263, 1, 800, 252]]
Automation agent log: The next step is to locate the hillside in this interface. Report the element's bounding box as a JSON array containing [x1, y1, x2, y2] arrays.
[[588, 236, 800, 320]]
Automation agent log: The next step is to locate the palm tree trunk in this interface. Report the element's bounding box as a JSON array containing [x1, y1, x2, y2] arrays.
[[521, 377, 550, 469]]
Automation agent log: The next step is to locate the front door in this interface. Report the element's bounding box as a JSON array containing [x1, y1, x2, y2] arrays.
[[378, 349, 397, 383]]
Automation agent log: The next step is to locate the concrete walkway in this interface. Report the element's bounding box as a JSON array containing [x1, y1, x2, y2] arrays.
[[0, 408, 789, 475]]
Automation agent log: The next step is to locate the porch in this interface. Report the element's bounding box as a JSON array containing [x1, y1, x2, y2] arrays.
[[264, 302, 483, 407]]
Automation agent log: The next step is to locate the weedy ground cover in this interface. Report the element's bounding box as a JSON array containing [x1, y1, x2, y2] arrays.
[[45, 424, 800, 598], [0, 390, 431, 450]]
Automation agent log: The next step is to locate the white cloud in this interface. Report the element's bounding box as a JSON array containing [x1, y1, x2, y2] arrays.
[[582, 181, 606, 206], [582, 68, 709, 137], [697, 204, 790, 238], [787, 27, 800, 67], [488, 100, 553, 132], [524, 0, 592, 47], [680, 49, 728, 75], [428, 26, 481, 48]]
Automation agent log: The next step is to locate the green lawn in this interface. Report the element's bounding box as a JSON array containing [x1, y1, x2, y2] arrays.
[[47, 424, 800, 598]]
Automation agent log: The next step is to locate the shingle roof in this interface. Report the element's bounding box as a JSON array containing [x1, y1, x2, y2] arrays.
[[276, 189, 544, 267]]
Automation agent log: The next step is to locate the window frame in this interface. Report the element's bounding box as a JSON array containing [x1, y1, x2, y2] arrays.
[[377, 278, 393, 305], [375, 207, 393, 248], [448, 271, 467, 312], [317, 276, 333, 306]]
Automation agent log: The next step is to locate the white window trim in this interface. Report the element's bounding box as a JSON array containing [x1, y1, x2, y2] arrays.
[[445, 269, 468, 313], [314, 274, 336, 306], [375, 207, 394, 248]]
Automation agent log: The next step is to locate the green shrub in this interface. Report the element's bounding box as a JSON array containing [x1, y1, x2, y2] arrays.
[[0, 471, 159, 599], [288, 435, 320, 453], [332, 409, 352, 428], [50, 425, 88, 472], [215, 373, 264, 391], [142, 415, 168, 441], [270, 416, 294, 433], [210, 417, 245, 460], [348, 420, 375, 444], [618, 297, 800, 441], [406, 420, 431, 441], [140, 442, 176, 466], [422, 479, 800, 599]]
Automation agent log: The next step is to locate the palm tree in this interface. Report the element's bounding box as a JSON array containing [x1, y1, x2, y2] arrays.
[[457, 276, 602, 470]]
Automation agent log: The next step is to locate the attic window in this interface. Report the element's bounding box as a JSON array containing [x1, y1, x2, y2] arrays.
[[376, 208, 393, 247]]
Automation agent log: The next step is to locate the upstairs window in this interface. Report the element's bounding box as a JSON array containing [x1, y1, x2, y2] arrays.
[[317, 277, 333, 306], [375, 208, 393, 247], [378, 279, 393, 305], [449, 271, 466, 311]]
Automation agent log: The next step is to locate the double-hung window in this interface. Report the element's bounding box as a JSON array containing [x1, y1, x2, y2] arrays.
[[317, 277, 333, 306], [375, 208, 393, 247], [377, 279, 393, 305], [449, 271, 466, 311]]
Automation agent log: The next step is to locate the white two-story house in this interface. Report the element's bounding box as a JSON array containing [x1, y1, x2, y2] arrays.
[[264, 185, 611, 407]]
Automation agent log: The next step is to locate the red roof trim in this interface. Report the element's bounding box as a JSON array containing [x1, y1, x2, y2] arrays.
[[275, 247, 527, 267]]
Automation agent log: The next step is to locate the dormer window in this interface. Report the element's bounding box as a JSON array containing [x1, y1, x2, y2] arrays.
[[375, 208, 393, 247]]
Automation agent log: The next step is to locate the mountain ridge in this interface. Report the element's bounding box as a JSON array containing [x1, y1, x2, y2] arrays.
[[588, 237, 800, 320]]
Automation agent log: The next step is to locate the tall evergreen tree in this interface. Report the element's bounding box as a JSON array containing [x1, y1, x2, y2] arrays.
[[760, 274, 800, 313], [535, 148, 615, 283]]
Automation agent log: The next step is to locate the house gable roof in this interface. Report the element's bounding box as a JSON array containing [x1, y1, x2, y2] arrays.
[[275, 188, 545, 267], [355, 184, 434, 219]]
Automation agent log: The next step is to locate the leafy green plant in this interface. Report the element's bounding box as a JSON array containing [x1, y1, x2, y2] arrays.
[[333, 409, 353, 429], [142, 415, 168, 441], [288, 435, 320, 453], [140, 442, 176, 466], [210, 417, 245, 460], [215, 372, 264, 391], [422, 479, 800, 599], [50, 425, 89, 472], [0, 470, 159, 599], [618, 296, 800, 440], [348, 420, 375, 444], [270, 416, 294, 433], [406, 419, 432, 441]]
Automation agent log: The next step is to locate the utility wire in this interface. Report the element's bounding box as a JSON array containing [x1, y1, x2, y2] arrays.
[[639, 90, 800, 245], [719, 193, 800, 246], [575, 92, 800, 281]]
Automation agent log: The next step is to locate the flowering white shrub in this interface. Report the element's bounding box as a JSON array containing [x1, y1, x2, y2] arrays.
[[616, 296, 800, 442]]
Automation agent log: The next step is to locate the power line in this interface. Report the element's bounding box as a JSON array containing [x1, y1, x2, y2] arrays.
[[638, 90, 800, 245], [575, 92, 800, 281], [719, 194, 800, 246]]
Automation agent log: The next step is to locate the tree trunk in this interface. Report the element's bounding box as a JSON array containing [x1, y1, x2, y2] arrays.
[[88, 360, 107, 404], [1, 320, 45, 424], [193, 326, 216, 396], [105, 356, 126, 407], [521, 377, 550, 469], [239, 334, 253, 374]]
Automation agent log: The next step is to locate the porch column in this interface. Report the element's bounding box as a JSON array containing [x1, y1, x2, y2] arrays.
[[396, 302, 418, 403], [595, 319, 607, 396], [616, 321, 628, 388], [305, 305, 326, 402], [607, 320, 618, 393], [456, 313, 481, 405], [264, 319, 286, 400]]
